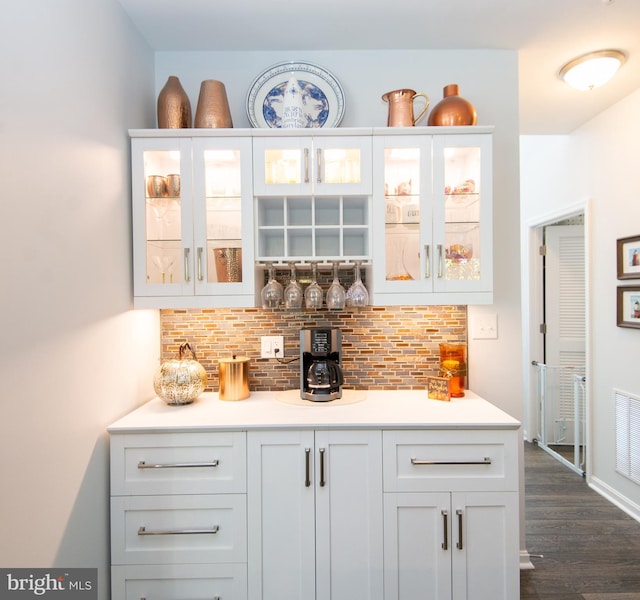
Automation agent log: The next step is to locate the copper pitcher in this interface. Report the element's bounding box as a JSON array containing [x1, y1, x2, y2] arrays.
[[382, 89, 430, 127]]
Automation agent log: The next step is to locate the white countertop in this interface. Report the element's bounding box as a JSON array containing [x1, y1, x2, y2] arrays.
[[108, 389, 520, 433]]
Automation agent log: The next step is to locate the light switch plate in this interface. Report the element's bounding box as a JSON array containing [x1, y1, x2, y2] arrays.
[[471, 314, 498, 339]]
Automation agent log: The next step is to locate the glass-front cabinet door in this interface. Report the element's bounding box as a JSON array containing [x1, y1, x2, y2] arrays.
[[432, 133, 492, 296], [372, 130, 492, 305], [372, 136, 432, 301], [132, 137, 193, 300], [131, 134, 254, 307], [252, 135, 372, 196], [192, 137, 254, 298]]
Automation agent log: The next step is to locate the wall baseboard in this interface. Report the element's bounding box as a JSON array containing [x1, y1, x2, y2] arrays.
[[589, 475, 640, 524]]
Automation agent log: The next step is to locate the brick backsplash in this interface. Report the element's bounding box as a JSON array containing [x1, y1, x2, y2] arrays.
[[160, 306, 467, 392]]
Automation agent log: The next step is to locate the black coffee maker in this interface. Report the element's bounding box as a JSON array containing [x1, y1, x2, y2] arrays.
[[300, 328, 344, 401]]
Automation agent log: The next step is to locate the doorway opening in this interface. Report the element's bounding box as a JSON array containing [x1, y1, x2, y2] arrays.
[[528, 214, 587, 476]]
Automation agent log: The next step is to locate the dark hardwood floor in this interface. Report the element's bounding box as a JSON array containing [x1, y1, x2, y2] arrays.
[[521, 441, 640, 599]]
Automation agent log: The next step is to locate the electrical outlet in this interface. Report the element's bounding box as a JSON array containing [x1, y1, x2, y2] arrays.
[[471, 314, 498, 339], [261, 336, 284, 359]]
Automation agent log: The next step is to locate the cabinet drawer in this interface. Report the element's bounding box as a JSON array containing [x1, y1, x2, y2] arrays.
[[111, 494, 247, 565], [111, 563, 247, 600], [383, 430, 518, 492], [110, 431, 246, 495]]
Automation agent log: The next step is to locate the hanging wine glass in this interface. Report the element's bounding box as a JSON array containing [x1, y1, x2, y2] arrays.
[[347, 261, 369, 308], [284, 262, 303, 309], [325, 262, 346, 310], [304, 261, 324, 309], [260, 263, 283, 308]]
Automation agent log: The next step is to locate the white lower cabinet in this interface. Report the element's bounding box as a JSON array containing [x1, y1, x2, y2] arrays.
[[111, 564, 247, 600], [383, 492, 519, 600], [109, 419, 519, 600], [247, 429, 384, 600], [382, 430, 520, 600], [110, 432, 248, 600]]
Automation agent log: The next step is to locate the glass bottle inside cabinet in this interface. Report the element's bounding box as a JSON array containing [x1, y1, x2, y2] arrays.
[[202, 148, 244, 284], [143, 149, 183, 286]]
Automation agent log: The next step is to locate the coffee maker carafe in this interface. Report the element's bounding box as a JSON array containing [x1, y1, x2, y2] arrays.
[[300, 328, 344, 401]]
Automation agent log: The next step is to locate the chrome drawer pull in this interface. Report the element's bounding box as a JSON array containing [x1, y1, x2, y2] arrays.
[[441, 510, 449, 550], [184, 247, 191, 283], [304, 148, 310, 183], [197, 246, 203, 281], [424, 244, 431, 279], [305, 448, 311, 487], [137, 460, 219, 469], [138, 525, 219, 536], [410, 457, 491, 466], [319, 448, 326, 487]]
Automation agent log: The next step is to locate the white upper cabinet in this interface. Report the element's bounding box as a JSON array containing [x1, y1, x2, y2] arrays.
[[131, 132, 255, 309], [370, 129, 493, 306], [130, 128, 492, 308], [252, 134, 372, 196]]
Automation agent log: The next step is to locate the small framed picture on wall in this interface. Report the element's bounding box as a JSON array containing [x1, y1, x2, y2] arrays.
[[617, 235, 640, 280], [617, 285, 640, 329]]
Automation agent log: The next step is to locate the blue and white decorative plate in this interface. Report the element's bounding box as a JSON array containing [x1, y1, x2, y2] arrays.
[[246, 61, 345, 128]]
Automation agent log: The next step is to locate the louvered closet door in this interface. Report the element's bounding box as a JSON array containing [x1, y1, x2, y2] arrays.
[[544, 224, 586, 444]]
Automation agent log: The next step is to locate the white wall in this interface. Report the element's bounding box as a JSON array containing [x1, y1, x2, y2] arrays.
[[155, 49, 523, 422], [521, 88, 640, 517], [0, 1, 159, 597]]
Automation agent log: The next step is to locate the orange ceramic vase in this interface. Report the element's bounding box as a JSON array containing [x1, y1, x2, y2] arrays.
[[427, 84, 477, 127]]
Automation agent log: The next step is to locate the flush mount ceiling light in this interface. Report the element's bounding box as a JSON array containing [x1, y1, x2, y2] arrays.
[[559, 49, 626, 91]]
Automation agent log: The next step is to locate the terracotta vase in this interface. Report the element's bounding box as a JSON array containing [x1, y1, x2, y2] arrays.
[[157, 76, 192, 129], [194, 80, 233, 128], [427, 84, 477, 126]]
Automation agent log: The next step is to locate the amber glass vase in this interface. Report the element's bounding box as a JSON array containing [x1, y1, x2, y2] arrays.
[[439, 343, 467, 397]]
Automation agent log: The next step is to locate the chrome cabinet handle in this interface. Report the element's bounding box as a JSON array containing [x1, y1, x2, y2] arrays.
[[441, 510, 449, 550], [410, 457, 491, 466], [316, 148, 322, 183], [197, 247, 203, 281], [456, 509, 463, 549], [304, 148, 310, 183], [437, 244, 443, 278], [184, 247, 191, 282], [138, 525, 219, 536], [137, 460, 219, 469], [424, 244, 431, 279], [319, 448, 326, 487], [305, 448, 311, 487]]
